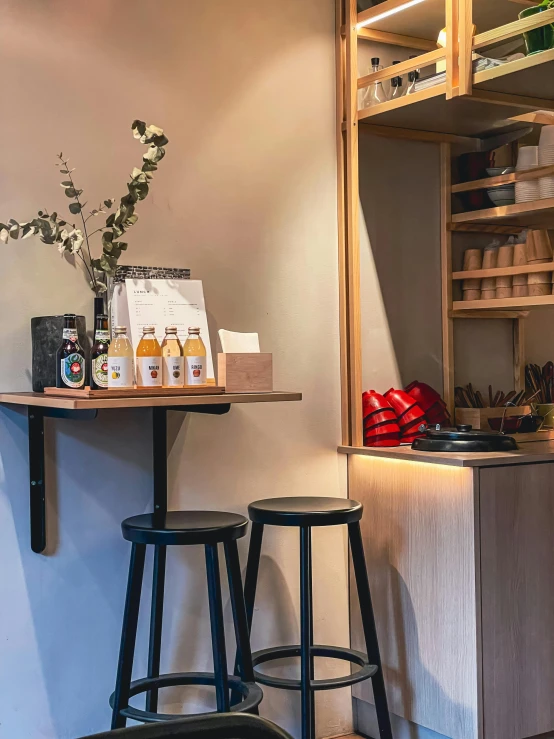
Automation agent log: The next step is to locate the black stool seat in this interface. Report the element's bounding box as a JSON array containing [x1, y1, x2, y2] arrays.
[[122, 511, 248, 546], [248, 497, 362, 527]]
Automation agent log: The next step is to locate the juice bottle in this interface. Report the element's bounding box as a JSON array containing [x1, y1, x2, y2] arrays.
[[183, 327, 207, 386], [136, 325, 162, 387], [108, 326, 134, 388], [161, 326, 184, 387]]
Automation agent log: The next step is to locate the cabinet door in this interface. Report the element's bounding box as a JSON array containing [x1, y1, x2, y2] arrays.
[[480, 463, 554, 739]]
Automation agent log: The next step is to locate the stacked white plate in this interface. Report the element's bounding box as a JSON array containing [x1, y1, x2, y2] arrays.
[[539, 126, 554, 200], [515, 146, 540, 203]]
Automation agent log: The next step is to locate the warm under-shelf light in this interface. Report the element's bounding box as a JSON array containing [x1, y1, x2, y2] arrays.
[[357, 0, 427, 29]]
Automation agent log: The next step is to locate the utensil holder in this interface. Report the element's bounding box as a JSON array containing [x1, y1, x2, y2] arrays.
[[497, 245, 514, 268], [463, 249, 483, 271], [482, 246, 498, 269], [513, 242, 527, 266]]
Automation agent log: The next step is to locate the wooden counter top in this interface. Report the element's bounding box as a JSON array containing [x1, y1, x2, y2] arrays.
[[339, 439, 554, 467], [0, 390, 302, 411]]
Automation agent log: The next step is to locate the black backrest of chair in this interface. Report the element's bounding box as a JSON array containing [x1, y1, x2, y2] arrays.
[[77, 713, 293, 739]]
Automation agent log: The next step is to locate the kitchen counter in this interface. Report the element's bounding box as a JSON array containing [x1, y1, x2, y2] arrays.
[[347, 439, 554, 739], [339, 438, 554, 467]]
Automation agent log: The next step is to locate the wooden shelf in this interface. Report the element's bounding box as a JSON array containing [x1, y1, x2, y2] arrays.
[[451, 198, 554, 228], [358, 86, 534, 138], [451, 165, 554, 194], [357, 0, 517, 43], [453, 295, 554, 311], [473, 48, 554, 101], [453, 263, 554, 280], [0, 390, 302, 411]]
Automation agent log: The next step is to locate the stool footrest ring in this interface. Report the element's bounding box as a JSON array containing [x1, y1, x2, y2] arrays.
[[252, 644, 377, 691], [109, 671, 263, 724]]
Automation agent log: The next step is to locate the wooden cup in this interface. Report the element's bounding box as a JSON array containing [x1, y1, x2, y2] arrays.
[[496, 286, 513, 299], [528, 271, 552, 285], [463, 289, 481, 301], [513, 241, 527, 266], [462, 278, 481, 290], [482, 246, 498, 270], [526, 230, 553, 263], [529, 283, 551, 297], [481, 277, 496, 290], [497, 245, 514, 268], [513, 274, 528, 286], [496, 276, 513, 288], [463, 248, 483, 271], [481, 289, 496, 300], [513, 284, 529, 298]]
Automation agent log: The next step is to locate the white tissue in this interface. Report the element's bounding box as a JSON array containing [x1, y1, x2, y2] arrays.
[[218, 329, 260, 353]]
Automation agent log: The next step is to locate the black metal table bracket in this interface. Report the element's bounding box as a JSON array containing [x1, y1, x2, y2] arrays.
[[27, 402, 231, 554]]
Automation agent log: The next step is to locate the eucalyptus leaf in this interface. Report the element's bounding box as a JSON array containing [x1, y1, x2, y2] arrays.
[[0, 229, 9, 244], [69, 203, 81, 214], [64, 188, 77, 198]]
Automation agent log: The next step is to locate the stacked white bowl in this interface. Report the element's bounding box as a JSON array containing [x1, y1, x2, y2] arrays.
[[539, 126, 554, 199], [515, 146, 540, 203]]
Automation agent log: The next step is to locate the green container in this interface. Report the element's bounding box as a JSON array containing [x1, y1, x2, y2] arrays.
[[519, 3, 554, 55]]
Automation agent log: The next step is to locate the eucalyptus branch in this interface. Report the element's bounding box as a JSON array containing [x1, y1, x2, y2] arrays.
[[0, 120, 169, 294]]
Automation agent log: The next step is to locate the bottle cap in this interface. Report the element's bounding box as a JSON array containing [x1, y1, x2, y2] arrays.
[[142, 325, 156, 333], [63, 313, 77, 319], [188, 327, 201, 334], [165, 326, 178, 333], [371, 57, 380, 66], [97, 313, 108, 320], [114, 326, 128, 334], [393, 60, 401, 65]]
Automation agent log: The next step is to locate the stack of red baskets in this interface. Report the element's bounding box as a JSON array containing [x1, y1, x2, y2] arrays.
[[405, 381, 450, 427], [362, 391, 401, 447], [363, 382, 451, 448], [384, 389, 426, 444]]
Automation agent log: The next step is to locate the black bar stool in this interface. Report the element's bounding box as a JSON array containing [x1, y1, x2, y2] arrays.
[[241, 497, 393, 739], [110, 511, 263, 729]]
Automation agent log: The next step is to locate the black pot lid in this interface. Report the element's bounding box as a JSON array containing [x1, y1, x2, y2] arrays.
[[412, 424, 518, 453]]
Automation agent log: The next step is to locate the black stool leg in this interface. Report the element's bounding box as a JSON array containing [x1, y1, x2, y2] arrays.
[[300, 526, 315, 739], [111, 543, 146, 730], [348, 522, 393, 739], [146, 544, 167, 713], [225, 540, 258, 710], [243, 522, 264, 631], [205, 543, 230, 712]]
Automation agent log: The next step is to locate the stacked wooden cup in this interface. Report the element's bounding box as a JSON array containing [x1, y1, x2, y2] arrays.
[[462, 248, 482, 301], [526, 230, 553, 296]]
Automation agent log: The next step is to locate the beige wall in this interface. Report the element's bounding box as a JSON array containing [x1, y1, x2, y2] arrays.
[[0, 2, 351, 737]]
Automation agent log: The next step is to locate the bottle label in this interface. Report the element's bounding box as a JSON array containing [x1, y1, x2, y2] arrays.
[[63, 327, 78, 342], [93, 354, 109, 388], [185, 356, 206, 385], [163, 356, 184, 387], [108, 357, 134, 388], [137, 357, 162, 387], [61, 353, 85, 388], [95, 330, 110, 342]]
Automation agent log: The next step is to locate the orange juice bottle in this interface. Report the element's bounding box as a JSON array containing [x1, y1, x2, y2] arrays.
[[161, 326, 184, 387], [183, 327, 207, 386], [107, 326, 134, 388], [136, 326, 162, 387]]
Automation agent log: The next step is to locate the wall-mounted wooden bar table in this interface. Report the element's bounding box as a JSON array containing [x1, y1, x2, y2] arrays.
[[0, 391, 302, 554]]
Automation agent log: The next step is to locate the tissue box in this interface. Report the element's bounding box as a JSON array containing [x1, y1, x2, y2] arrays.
[[217, 353, 273, 393]]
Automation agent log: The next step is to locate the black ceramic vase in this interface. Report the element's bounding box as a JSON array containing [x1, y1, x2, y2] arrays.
[[31, 315, 89, 392]]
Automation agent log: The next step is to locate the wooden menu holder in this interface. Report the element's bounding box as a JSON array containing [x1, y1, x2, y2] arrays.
[[217, 353, 273, 393]]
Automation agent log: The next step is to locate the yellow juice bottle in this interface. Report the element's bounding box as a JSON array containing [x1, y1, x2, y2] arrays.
[[183, 327, 207, 386], [136, 325, 162, 387], [161, 326, 184, 387], [107, 326, 135, 388]]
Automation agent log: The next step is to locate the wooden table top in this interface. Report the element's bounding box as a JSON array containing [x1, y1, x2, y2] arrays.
[[0, 390, 302, 411]]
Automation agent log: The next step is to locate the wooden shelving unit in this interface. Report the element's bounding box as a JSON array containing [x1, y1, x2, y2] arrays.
[[337, 0, 554, 445]]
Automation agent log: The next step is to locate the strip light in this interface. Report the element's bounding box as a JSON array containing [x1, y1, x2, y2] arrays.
[[357, 0, 427, 29]]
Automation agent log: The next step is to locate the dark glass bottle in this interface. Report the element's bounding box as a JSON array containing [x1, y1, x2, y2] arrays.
[[91, 314, 110, 390], [56, 314, 85, 389]]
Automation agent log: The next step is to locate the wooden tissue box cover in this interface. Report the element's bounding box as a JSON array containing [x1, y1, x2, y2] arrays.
[[217, 353, 273, 393]]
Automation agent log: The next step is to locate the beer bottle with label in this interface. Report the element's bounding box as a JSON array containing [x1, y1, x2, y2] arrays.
[[91, 314, 110, 390], [56, 314, 86, 390], [161, 326, 184, 387], [136, 326, 162, 387], [183, 327, 207, 386]]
